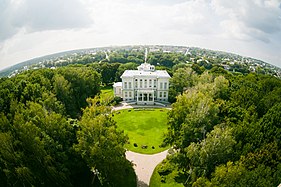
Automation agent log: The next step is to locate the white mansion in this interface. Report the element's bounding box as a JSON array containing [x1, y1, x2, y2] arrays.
[[113, 63, 171, 105]]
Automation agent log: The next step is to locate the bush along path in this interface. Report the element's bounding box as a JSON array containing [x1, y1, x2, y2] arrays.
[[126, 150, 168, 187]]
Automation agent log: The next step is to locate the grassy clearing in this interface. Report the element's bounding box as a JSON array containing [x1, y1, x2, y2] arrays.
[[113, 108, 169, 154], [100, 86, 114, 98], [99, 86, 116, 104]]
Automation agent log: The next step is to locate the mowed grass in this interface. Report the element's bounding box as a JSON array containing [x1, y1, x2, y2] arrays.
[[100, 86, 114, 98], [113, 108, 169, 154]]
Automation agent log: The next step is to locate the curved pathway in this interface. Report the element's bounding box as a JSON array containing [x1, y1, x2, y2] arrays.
[[126, 150, 168, 187]]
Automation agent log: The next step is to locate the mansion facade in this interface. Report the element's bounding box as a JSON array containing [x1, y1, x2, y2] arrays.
[[113, 63, 170, 105]]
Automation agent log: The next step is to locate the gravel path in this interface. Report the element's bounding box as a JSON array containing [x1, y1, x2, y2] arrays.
[[126, 150, 168, 187], [112, 102, 134, 111], [112, 102, 171, 111]]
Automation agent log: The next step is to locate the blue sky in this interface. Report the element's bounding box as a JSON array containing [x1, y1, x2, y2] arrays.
[[0, 0, 281, 70]]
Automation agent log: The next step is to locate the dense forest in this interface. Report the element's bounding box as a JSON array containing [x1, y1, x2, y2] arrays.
[[0, 48, 281, 186], [160, 67, 281, 186], [0, 67, 135, 186]]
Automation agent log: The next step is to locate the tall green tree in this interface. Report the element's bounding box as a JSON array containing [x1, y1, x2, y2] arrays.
[[57, 67, 100, 117], [186, 126, 236, 182], [0, 102, 90, 186], [75, 98, 136, 186], [115, 62, 138, 82], [168, 67, 197, 102], [166, 74, 228, 149]]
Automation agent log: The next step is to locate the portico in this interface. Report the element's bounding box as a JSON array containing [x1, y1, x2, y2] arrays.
[[137, 90, 155, 104]]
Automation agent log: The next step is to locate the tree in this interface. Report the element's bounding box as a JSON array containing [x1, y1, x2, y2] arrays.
[[258, 103, 281, 147], [191, 63, 205, 74], [0, 102, 90, 186], [166, 74, 228, 149], [100, 63, 120, 85], [57, 67, 101, 117], [163, 73, 233, 186], [52, 74, 72, 114], [168, 67, 197, 102], [186, 126, 236, 182], [75, 98, 136, 186], [115, 62, 138, 82]]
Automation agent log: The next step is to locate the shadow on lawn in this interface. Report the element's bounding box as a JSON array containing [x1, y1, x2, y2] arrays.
[[137, 179, 149, 187]]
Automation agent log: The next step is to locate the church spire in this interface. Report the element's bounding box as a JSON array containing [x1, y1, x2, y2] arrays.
[[137, 48, 155, 71], [144, 48, 148, 64]]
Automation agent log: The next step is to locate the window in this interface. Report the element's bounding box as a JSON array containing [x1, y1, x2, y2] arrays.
[[164, 82, 167, 89], [139, 93, 142, 101], [124, 82, 127, 89], [154, 80, 157, 88], [149, 79, 152, 88], [140, 79, 142, 88], [144, 79, 147, 88], [163, 92, 167, 97], [125, 92, 128, 97], [159, 92, 162, 97], [129, 92, 132, 97], [160, 82, 163, 89], [129, 82, 132, 89]]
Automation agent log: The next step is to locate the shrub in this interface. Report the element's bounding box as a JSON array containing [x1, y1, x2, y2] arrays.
[[113, 96, 122, 105]]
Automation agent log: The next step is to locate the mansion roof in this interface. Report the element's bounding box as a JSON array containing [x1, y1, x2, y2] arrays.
[[113, 82, 122, 87], [121, 70, 171, 78], [121, 62, 171, 79]]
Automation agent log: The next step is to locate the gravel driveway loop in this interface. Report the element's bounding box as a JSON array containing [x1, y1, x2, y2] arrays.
[[126, 150, 168, 187]]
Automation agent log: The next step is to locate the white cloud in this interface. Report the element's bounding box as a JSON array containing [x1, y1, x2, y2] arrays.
[[0, 0, 93, 42], [0, 0, 281, 70], [211, 0, 281, 42]]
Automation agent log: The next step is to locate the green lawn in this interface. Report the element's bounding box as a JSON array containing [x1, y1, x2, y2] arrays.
[[113, 108, 169, 154], [99, 86, 115, 104], [100, 86, 114, 98]]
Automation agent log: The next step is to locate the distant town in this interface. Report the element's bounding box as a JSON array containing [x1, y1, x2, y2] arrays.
[[1, 45, 280, 78]]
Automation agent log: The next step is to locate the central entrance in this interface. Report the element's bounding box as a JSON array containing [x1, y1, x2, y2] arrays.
[[137, 90, 155, 105]]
